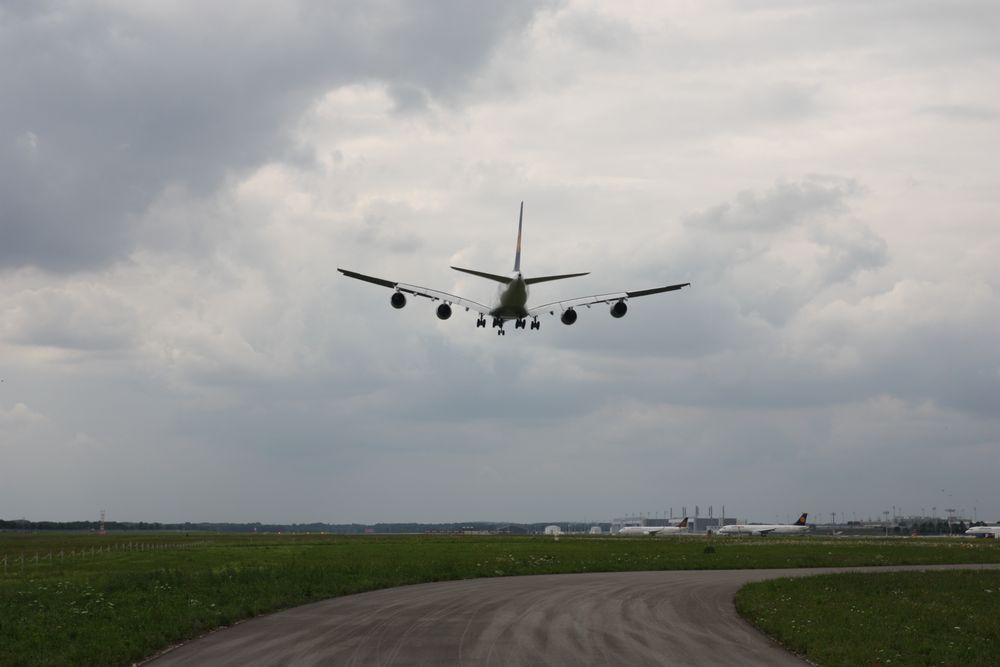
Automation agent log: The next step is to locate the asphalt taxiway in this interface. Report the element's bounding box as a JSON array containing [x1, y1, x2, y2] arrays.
[[146, 564, 997, 666]]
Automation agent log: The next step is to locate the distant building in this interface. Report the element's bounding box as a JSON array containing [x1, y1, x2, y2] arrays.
[[544, 525, 562, 536]]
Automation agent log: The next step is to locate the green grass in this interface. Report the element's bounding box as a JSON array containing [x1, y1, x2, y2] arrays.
[[1, 532, 998, 666], [736, 570, 1000, 667]]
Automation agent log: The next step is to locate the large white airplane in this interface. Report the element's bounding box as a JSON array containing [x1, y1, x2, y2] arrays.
[[618, 517, 689, 536], [965, 525, 1000, 538], [338, 203, 690, 334], [717, 513, 810, 536]]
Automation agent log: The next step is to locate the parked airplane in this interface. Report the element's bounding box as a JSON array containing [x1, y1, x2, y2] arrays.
[[618, 517, 689, 536], [717, 513, 810, 536], [338, 203, 690, 334], [965, 525, 1000, 538]]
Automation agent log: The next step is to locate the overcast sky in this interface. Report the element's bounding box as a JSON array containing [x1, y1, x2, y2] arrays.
[[2, 1, 998, 525]]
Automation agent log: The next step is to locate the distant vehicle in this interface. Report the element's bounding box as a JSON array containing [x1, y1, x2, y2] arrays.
[[965, 526, 1000, 538], [339, 203, 690, 335], [717, 513, 810, 536], [618, 517, 689, 536]]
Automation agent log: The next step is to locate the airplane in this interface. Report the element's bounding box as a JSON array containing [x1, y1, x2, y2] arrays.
[[965, 525, 1000, 538], [617, 517, 689, 536], [338, 203, 690, 334], [716, 513, 810, 536]]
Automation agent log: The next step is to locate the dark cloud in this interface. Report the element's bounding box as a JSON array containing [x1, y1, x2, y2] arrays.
[[0, 1, 540, 271]]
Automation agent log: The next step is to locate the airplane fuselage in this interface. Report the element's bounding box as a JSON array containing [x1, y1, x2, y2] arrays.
[[490, 272, 529, 321], [717, 524, 809, 536]]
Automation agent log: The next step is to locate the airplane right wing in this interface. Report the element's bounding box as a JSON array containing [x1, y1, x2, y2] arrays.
[[527, 282, 690, 317], [338, 268, 492, 317]]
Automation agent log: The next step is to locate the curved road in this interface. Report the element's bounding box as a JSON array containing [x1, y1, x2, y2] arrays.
[[147, 564, 997, 666]]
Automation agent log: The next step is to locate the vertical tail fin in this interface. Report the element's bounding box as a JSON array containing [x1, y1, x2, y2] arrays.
[[678, 517, 689, 528], [513, 201, 523, 273], [795, 513, 808, 525]]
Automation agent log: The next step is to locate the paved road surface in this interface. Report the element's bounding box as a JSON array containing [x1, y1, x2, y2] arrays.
[[147, 564, 997, 666]]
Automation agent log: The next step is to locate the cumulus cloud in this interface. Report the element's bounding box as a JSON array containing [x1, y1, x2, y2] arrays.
[[0, 1, 540, 271], [1, 0, 998, 523]]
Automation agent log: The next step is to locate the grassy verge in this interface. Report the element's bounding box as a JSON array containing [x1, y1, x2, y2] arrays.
[[736, 570, 1000, 666], [1, 533, 998, 666]]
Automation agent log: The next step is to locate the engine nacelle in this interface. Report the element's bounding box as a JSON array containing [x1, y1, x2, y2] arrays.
[[390, 292, 406, 309], [560, 308, 578, 325], [436, 303, 452, 320], [610, 300, 627, 318]]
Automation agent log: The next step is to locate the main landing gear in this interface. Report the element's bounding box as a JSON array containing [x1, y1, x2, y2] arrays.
[[480, 316, 539, 333]]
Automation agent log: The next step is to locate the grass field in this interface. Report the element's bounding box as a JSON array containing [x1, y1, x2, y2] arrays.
[[1, 532, 998, 666], [737, 569, 1000, 667]]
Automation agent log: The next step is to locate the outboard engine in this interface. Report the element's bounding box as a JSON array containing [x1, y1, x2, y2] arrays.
[[610, 300, 627, 318], [390, 292, 406, 309], [560, 308, 578, 325], [436, 303, 452, 320]]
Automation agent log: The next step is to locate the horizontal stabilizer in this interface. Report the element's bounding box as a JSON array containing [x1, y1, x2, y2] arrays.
[[524, 272, 589, 285], [450, 266, 512, 284]]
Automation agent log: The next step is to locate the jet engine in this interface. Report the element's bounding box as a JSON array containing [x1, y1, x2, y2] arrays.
[[436, 303, 452, 320], [390, 292, 406, 309], [610, 300, 627, 318], [560, 308, 578, 325]]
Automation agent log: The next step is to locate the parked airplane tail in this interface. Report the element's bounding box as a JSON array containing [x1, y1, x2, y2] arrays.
[[678, 517, 689, 528], [795, 513, 808, 525]]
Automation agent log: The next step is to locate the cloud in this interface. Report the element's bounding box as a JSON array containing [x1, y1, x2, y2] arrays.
[[0, 1, 541, 271], [1, 1, 998, 524]]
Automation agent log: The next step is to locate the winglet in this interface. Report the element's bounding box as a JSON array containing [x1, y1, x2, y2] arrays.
[[514, 201, 523, 273]]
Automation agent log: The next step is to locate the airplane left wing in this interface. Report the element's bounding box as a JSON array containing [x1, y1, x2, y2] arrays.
[[338, 268, 492, 316], [528, 282, 690, 316]]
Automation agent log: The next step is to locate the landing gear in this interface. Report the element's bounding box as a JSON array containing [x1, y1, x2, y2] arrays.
[[497, 328, 505, 336], [530, 319, 540, 330], [514, 318, 526, 330], [476, 316, 486, 328]]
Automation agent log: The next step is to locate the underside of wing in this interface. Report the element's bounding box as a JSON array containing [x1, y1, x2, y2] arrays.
[[528, 282, 690, 316], [338, 268, 492, 316]]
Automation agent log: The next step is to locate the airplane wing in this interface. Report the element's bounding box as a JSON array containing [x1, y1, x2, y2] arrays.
[[527, 282, 690, 316], [338, 269, 492, 316], [756, 528, 776, 536]]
